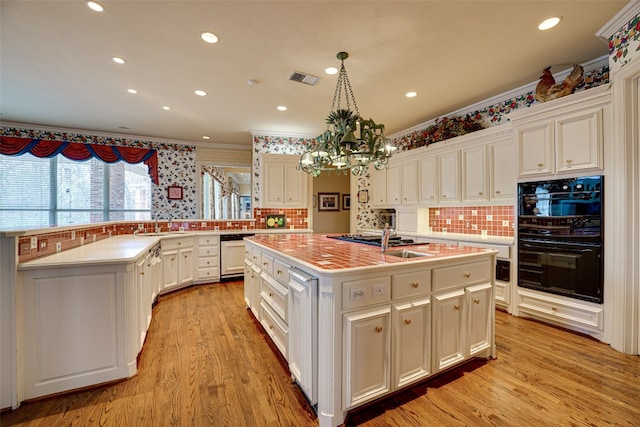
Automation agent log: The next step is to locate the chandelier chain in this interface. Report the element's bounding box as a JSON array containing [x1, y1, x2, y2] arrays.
[[330, 61, 360, 117]]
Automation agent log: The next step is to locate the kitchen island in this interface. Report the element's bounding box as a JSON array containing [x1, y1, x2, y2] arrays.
[[244, 234, 498, 427]]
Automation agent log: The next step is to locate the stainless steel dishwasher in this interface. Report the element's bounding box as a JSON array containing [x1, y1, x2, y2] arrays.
[[220, 234, 253, 278]]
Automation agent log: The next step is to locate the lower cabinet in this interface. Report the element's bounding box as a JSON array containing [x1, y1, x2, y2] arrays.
[[161, 236, 194, 291], [392, 298, 431, 388], [343, 306, 391, 409]]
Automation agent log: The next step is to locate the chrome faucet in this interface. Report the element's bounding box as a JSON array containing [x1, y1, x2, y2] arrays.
[[154, 209, 172, 233]]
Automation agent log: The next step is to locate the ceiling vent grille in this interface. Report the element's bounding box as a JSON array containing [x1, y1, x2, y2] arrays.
[[289, 71, 321, 86]]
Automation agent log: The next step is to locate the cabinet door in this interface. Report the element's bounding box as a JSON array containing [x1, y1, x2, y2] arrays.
[[439, 151, 460, 202], [433, 289, 465, 371], [243, 261, 252, 308], [284, 162, 307, 206], [517, 122, 553, 177], [370, 166, 387, 207], [162, 249, 179, 289], [386, 164, 401, 205], [556, 109, 602, 173], [288, 271, 318, 404], [392, 299, 430, 388], [462, 145, 488, 202], [466, 283, 493, 356], [343, 306, 391, 409], [264, 162, 285, 206], [401, 161, 418, 204], [419, 156, 438, 204], [490, 139, 516, 200], [178, 247, 194, 285]]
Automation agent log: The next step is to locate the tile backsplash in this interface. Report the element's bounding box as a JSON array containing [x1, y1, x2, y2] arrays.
[[428, 205, 514, 237]]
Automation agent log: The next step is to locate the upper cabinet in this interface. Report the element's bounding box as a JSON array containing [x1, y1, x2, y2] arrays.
[[260, 153, 309, 208], [370, 166, 388, 207], [489, 137, 516, 201], [462, 145, 487, 202], [439, 150, 461, 203], [510, 85, 611, 179], [387, 159, 418, 206]]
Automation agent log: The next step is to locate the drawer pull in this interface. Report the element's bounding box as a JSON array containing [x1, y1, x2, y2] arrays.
[[171, 258, 175, 261], [411, 282, 419, 288], [474, 298, 480, 304], [277, 269, 282, 275], [454, 305, 460, 311], [463, 272, 471, 278], [139, 272, 144, 276], [375, 326, 383, 333], [478, 191, 483, 195], [551, 306, 558, 311], [263, 262, 268, 267], [206, 261, 210, 265], [178, 242, 181, 246], [496, 190, 501, 194], [184, 255, 188, 259], [404, 319, 412, 325], [537, 163, 544, 168], [269, 292, 273, 297]]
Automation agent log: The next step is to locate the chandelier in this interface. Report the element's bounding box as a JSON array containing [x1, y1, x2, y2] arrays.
[[299, 52, 396, 177]]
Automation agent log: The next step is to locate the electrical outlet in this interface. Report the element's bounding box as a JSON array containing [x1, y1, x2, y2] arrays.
[[481, 230, 488, 236], [446, 219, 451, 224], [434, 210, 440, 216], [38, 239, 48, 251], [472, 210, 478, 216], [458, 215, 464, 220], [71, 231, 76, 240], [30, 236, 37, 249], [486, 215, 493, 221], [138, 223, 144, 230], [442, 227, 447, 233], [56, 242, 62, 252], [350, 287, 366, 301], [202, 222, 207, 227], [297, 211, 301, 215], [472, 224, 478, 230], [226, 222, 231, 226], [502, 220, 510, 227]]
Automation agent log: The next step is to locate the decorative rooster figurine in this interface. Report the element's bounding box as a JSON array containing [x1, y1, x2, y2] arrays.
[[535, 64, 584, 102]]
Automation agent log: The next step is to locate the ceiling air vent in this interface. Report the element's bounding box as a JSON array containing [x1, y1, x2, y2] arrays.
[[289, 71, 321, 86]]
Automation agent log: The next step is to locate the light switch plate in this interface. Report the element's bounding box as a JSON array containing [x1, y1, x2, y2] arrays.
[[56, 242, 62, 252], [30, 236, 37, 249]]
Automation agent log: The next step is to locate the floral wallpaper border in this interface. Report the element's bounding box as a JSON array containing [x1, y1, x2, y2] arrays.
[[608, 11, 640, 72]]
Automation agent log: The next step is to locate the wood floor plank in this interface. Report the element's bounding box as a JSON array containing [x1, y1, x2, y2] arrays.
[[2, 280, 639, 427]]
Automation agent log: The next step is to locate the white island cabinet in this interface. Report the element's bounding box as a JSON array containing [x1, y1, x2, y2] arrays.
[[244, 234, 497, 427]]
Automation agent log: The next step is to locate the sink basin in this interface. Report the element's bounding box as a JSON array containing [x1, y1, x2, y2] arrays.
[[384, 250, 431, 259]]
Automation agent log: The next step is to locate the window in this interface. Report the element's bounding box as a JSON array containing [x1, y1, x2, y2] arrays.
[[0, 153, 151, 229]]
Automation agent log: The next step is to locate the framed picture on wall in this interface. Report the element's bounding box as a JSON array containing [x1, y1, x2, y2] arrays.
[[318, 193, 339, 211], [342, 194, 351, 210], [167, 185, 183, 200], [358, 189, 369, 203]]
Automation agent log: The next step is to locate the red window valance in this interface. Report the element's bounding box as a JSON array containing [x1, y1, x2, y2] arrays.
[[0, 136, 158, 184]]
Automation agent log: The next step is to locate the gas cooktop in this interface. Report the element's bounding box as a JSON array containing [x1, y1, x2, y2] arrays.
[[327, 234, 417, 247]]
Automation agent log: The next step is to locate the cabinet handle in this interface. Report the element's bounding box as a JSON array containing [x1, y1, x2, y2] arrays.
[[184, 255, 188, 259], [411, 282, 419, 288], [537, 163, 544, 168], [551, 306, 557, 311], [566, 159, 572, 166], [253, 256, 257, 260], [206, 239, 210, 243], [478, 192, 483, 195], [463, 272, 471, 278], [442, 194, 447, 198], [171, 258, 175, 261], [375, 326, 383, 333], [404, 319, 412, 325], [263, 262, 268, 267], [474, 298, 480, 304], [269, 292, 273, 297], [454, 305, 460, 311], [269, 325, 274, 330], [206, 261, 210, 265], [430, 195, 434, 199], [178, 242, 181, 246], [277, 269, 282, 275], [139, 272, 144, 275]]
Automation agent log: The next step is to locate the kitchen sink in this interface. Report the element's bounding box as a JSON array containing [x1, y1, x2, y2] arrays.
[[384, 250, 431, 259]]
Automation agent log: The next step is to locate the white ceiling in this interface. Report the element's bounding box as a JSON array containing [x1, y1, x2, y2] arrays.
[[0, 1, 628, 150]]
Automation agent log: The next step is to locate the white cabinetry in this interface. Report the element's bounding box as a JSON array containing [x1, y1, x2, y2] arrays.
[[387, 159, 418, 206], [195, 234, 219, 283], [489, 138, 516, 200], [419, 156, 438, 204], [260, 153, 309, 208], [510, 85, 610, 178], [221, 238, 246, 277], [161, 236, 194, 292], [439, 150, 461, 203], [462, 144, 488, 202], [391, 298, 431, 388], [370, 166, 387, 207]]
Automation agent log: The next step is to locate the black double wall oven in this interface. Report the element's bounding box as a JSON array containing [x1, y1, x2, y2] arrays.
[[517, 176, 603, 304]]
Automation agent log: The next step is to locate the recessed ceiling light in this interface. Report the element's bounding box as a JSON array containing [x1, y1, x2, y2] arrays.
[[277, 106, 287, 111], [112, 57, 126, 64], [405, 91, 418, 98], [162, 106, 171, 111], [201, 32, 219, 44], [127, 89, 138, 94], [202, 135, 211, 140], [194, 90, 207, 96], [86, 1, 104, 12], [325, 67, 338, 75], [538, 16, 561, 31]]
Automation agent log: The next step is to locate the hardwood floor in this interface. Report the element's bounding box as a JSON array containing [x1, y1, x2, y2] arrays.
[[2, 280, 639, 427]]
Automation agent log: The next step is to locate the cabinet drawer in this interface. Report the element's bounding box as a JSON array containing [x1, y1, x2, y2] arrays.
[[261, 253, 274, 275], [198, 256, 218, 268], [518, 289, 603, 332], [342, 276, 391, 311], [162, 236, 193, 251], [392, 270, 430, 299], [432, 260, 491, 291], [260, 272, 288, 323], [197, 267, 219, 280], [260, 300, 288, 359], [249, 247, 261, 265], [273, 258, 290, 286], [198, 235, 219, 247], [198, 245, 218, 257]]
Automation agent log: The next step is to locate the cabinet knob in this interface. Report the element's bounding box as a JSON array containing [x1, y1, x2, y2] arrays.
[[537, 163, 544, 168], [478, 192, 483, 195], [463, 272, 471, 278], [474, 298, 480, 304], [269, 292, 273, 297], [263, 262, 268, 267], [495, 190, 501, 194], [171, 258, 175, 261], [454, 305, 460, 311], [178, 242, 181, 246], [375, 326, 383, 333], [404, 319, 412, 325], [139, 272, 144, 276], [206, 261, 210, 265], [442, 194, 447, 198], [430, 195, 434, 199], [566, 159, 572, 166], [551, 306, 558, 311], [277, 269, 282, 275], [411, 282, 419, 288]]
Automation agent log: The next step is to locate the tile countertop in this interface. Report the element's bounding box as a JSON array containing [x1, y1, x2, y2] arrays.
[[359, 229, 514, 246], [18, 235, 163, 269], [245, 234, 497, 273]]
